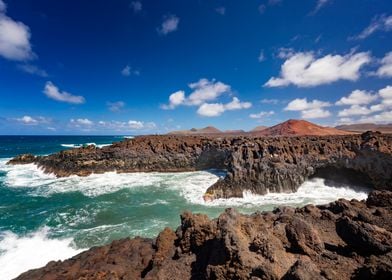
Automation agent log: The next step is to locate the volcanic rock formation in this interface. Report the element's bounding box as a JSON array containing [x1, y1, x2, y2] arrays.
[[15, 191, 392, 280], [254, 119, 352, 136], [8, 131, 392, 199]]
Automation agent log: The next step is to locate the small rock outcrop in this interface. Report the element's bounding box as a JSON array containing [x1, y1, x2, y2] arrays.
[[15, 191, 392, 280], [7, 132, 392, 199]]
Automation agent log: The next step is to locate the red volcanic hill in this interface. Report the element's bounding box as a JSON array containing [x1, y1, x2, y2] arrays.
[[254, 119, 353, 136]]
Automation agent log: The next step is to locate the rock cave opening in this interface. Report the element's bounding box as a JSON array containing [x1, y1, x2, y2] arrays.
[[309, 166, 374, 191]]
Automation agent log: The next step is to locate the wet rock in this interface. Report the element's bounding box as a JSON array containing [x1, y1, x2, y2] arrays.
[[367, 191, 392, 207], [7, 133, 392, 199], [7, 153, 37, 164], [14, 191, 392, 280]]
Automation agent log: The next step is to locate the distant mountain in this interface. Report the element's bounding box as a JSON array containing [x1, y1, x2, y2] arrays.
[[250, 126, 268, 132], [168, 126, 222, 135], [224, 129, 246, 134], [168, 120, 356, 136], [254, 119, 353, 136], [336, 123, 392, 133]]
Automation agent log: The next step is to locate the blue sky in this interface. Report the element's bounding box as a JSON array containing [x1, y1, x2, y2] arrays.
[[0, 0, 391, 135]]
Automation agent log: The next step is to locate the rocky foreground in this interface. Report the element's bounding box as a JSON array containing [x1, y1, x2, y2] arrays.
[[16, 191, 392, 279], [8, 131, 392, 199]]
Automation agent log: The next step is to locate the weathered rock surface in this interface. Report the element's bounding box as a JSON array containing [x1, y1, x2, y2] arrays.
[[16, 191, 392, 280], [7, 132, 392, 199]]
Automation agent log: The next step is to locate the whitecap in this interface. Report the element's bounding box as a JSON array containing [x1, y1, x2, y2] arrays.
[[0, 228, 84, 280], [60, 143, 112, 149], [202, 178, 369, 208], [1, 161, 221, 198], [0, 159, 369, 208]]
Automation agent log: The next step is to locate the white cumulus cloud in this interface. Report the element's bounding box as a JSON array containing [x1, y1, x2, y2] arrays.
[[98, 120, 157, 131], [285, 98, 331, 119], [158, 15, 179, 35], [376, 51, 392, 78], [197, 97, 252, 117], [187, 78, 230, 106], [44, 81, 85, 104], [0, 1, 34, 61], [265, 51, 371, 87], [249, 111, 274, 119], [336, 90, 378, 106], [337, 85, 392, 123], [161, 90, 186, 110], [162, 79, 231, 109], [15, 115, 50, 125], [358, 111, 392, 124], [70, 118, 93, 126], [338, 105, 373, 117], [162, 79, 251, 117]]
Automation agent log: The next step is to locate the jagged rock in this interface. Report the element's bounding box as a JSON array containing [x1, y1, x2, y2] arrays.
[[336, 217, 392, 255], [285, 217, 324, 256], [7, 153, 37, 164], [15, 191, 392, 280], [367, 191, 392, 207], [281, 258, 326, 280], [7, 133, 392, 199], [353, 253, 392, 280]]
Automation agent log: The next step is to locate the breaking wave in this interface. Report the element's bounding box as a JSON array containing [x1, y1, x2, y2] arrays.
[[0, 158, 370, 279], [60, 143, 112, 149], [0, 228, 83, 280], [0, 159, 368, 207]]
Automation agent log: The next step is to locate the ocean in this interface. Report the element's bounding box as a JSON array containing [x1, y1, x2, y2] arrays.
[[0, 136, 369, 279]]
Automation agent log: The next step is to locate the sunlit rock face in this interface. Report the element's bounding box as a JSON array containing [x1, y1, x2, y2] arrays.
[[15, 191, 392, 280], [8, 132, 392, 199]]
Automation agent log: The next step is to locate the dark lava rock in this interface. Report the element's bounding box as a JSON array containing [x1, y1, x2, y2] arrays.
[[367, 191, 392, 207], [8, 132, 392, 199], [15, 191, 392, 280], [281, 258, 326, 280], [336, 217, 392, 255], [7, 153, 37, 164]]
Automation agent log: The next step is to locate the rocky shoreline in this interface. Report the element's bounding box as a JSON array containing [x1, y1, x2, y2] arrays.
[[15, 190, 392, 279], [7, 131, 392, 199]]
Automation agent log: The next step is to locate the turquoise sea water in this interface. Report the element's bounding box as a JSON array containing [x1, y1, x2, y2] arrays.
[[0, 136, 369, 279]]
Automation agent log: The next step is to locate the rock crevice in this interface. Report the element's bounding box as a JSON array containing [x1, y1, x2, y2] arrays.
[[15, 191, 392, 280], [8, 132, 392, 199]]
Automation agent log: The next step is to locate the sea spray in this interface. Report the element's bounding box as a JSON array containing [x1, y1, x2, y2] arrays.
[[0, 158, 370, 280], [0, 228, 83, 280]]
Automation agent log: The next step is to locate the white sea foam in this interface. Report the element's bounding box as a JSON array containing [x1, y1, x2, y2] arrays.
[[60, 143, 112, 148], [0, 159, 221, 197], [202, 178, 369, 208], [123, 136, 134, 139], [0, 158, 369, 207], [0, 228, 84, 280]]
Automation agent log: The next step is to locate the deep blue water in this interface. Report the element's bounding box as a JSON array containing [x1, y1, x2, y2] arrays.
[[0, 135, 124, 158]]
